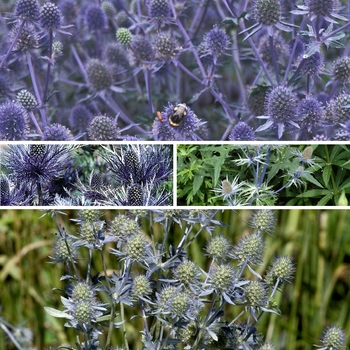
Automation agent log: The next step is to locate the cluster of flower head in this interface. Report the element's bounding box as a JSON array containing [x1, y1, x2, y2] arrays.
[[1, 0, 349, 140], [45, 208, 302, 349], [0, 144, 173, 206]]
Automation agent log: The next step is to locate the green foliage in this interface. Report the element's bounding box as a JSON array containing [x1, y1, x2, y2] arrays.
[[177, 144, 350, 206]]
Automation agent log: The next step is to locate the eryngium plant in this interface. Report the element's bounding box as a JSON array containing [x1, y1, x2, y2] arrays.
[[41, 209, 299, 349]]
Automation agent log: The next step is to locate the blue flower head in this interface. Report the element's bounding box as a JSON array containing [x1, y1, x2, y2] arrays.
[[229, 122, 256, 141], [152, 103, 206, 141]]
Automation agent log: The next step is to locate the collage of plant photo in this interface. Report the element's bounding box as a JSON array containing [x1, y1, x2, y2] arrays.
[[1, 0, 350, 349]]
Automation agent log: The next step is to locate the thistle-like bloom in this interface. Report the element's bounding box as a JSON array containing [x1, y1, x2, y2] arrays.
[[88, 115, 120, 140], [209, 263, 235, 293], [211, 176, 243, 202], [249, 210, 276, 234], [0, 145, 75, 205], [102, 144, 172, 187], [233, 233, 265, 266], [0, 174, 29, 206], [256, 86, 299, 139], [174, 260, 201, 289], [86, 59, 113, 91], [0, 101, 29, 140], [265, 256, 294, 286], [292, 0, 345, 23], [149, 0, 170, 19], [133, 275, 152, 298], [152, 103, 206, 141], [85, 5, 107, 31], [292, 146, 319, 168], [244, 280, 268, 308], [40, 3, 61, 31], [206, 235, 231, 261], [243, 0, 293, 38], [326, 93, 350, 124], [333, 56, 350, 84], [315, 325, 345, 350], [42, 123, 74, 141], [229, 122, 256, 141], [297, 96, 324, 131], [154, 33, 179, 61], [203, 26, 230, 63], [15, 0, 40, 22], [301, 52, 323, 76]]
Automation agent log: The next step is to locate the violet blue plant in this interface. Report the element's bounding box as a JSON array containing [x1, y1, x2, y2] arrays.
[[1, 0, 349, 140]]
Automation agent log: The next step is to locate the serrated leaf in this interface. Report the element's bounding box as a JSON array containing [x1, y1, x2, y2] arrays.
[[297, 189, 331, 198], [316, 193, 333, 206], [302, 172, 324, 188]]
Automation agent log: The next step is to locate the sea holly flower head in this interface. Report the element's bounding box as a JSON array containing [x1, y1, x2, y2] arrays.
[[315, 325, 345, 350], [211, 175, 243, 201]]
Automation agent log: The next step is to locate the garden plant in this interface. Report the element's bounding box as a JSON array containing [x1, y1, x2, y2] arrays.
[[177, 144, 350, 206], [0, 143, 173, 206], [2, 0, 350, 140], [0, 209, 349, 349]]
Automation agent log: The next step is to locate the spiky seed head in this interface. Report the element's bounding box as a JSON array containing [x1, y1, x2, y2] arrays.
[[17, 89, 37, 109], [158, 286, 177, 308], [320, 325, 345, 349], [234, 233, 264, 265], [301, 146, 313, 162], [254, 0, 281, 26], [266, 86, 297, 123], [74, 300, 93, 324], [149, 0, 170, 18], [42, 124, 74, 141], [0, 101, 29, 140], [10, 23, 39, 51], [327, 92, 350, 124], [182, 321, 198, 344], [170, 293, 190, 316], [301, 51, 323, 75], [124, 150, 141, 172], [265, 256, 294, 285], [244, 280, 267, 307], [105, 43, 129, 66], [86, 59, 112, 91], [116, 28, 132, 45], [333, 56, 350, 84], [126, 234, 147, 260], [127, 184, 144, 206], [298, 96, 324, 128], [101, 1, 117, 18], [306, 0, 336, 17], [259, 343, 276, 350], [15, 0, 40, 21], [111, 215, 140, 237], [206, 235, 230, 260], [248, 86, 271, 116], [175, 261, 198, 285], [88, 115, 119, 140], [115, 10, 132, 28], [69, 104, 92, 131], [79, 222, 98, 244], [72, 282, 94, 302], [154, 33, 178, 61], [204, 26, 230, 57], [29, 144, 46, 158], [85, 5, 107, 31], [249, 210, 276, 233], [131, 36, 154, 64], [229, 121, 256, 141], [53, 236, 76, 263], [78, 209, 100, 223], [40, 3, 61, 31], [133, 275, 151, 296], [211, 264, 234, 292]]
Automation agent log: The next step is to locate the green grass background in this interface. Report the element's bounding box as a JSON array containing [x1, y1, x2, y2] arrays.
[[0, 209, 349, 349]]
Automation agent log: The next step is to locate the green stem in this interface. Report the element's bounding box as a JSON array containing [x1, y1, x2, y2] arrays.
[[324, 145, 337, 194]]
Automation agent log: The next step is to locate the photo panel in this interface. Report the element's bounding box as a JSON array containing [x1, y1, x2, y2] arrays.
[[0, 143, 174, 207], [0, 209, 349, 349], [177, 143, 350, 206]]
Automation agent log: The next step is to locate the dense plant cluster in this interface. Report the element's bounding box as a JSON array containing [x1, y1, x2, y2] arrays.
[[177, 144, 350, 206], [0, 144, 173, 206], [1, 0, 350, 140]]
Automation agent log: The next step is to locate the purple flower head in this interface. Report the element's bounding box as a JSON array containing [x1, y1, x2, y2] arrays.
[[131, 35, 154, 65], [149, 0, 170, 19], [60, 0, 78, 24], [298, 96, 324, 130], [154, 33, 179, 61], [0, 101, 29, 140], [102, 144, 172, 188], [229, 122, 256, 141], [88, 115, 120, 140], [15, 0, 40, 22], [85, 5, 107, 32], [86, 59, 113, 91], [326, 92, 350, 124], [104, 43, 130, 67], [0, 174, 29, 206], [10, 22, 40, 52], [40, 3, 61, 31], [301, 51, 323, 76], [332, 56, 350, 84], [152, 103, 206, 141], [69, 104, 92, 133], [254, 0, 281, 27], [256, 86, 299, 139], [1, 145, 75, 204], [42, 123, 74, 141], [204, 26, 230, 61]]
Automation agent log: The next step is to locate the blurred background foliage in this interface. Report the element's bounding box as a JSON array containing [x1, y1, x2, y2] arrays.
[[0, 209, 349, 349]]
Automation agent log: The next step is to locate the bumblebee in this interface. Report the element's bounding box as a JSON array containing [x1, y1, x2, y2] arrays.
[[169, 103, 187, 127]]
